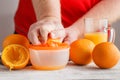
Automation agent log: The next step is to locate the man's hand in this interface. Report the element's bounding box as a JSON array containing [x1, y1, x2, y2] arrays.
[[28, 17, 66, 45], [64, 26, 84, 45]]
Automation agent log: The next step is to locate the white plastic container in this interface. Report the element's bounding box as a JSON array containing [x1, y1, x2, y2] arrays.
[[29, 44, 69, 70]]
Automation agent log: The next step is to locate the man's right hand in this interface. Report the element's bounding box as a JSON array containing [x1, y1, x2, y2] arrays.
[[28, 17, 66, 45]]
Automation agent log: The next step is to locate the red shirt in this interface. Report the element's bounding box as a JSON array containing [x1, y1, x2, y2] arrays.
[[14, 0, 100, 37]]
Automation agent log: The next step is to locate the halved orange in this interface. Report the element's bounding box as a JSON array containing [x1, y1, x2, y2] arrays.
[[1, 44, 30, 70]]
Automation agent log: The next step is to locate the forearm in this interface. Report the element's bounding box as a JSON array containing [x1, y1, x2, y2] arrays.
[[31, 0, 61, 21], [72, 0, 120, 30], [83, 0, 120, 23]]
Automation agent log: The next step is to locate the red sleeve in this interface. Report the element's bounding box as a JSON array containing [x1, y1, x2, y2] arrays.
[[14, 0, 36, 37]]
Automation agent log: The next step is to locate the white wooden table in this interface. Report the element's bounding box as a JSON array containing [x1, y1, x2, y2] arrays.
[[0, 60, 120, 80]]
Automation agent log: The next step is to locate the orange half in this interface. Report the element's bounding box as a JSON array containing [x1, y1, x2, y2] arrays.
[[1, 44, 30, 70]]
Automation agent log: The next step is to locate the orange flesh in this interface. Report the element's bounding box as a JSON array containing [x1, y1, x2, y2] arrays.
[[1, 44, 29, 70], [29, 38, 69, 50]]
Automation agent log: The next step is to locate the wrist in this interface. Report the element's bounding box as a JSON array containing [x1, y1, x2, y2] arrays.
[[38, 15, 61, 23], [36, 16, 62, 25], [70, 18, 85, 38]]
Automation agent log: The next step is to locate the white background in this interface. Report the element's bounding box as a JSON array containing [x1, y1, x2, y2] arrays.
[[0, 0, 19, 51], [0, 0, 120, 51]]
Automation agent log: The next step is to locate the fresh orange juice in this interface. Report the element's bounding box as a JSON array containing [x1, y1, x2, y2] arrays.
[[84, 32, 107, 45]]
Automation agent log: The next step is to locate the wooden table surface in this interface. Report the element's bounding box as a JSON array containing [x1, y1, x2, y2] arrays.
[[0, 60, 120, 80]]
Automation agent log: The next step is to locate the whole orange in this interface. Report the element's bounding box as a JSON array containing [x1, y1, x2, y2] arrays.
[[70, 39, 95, 65], [2, 34, 30, 49], [92, 42, 120, 69]]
